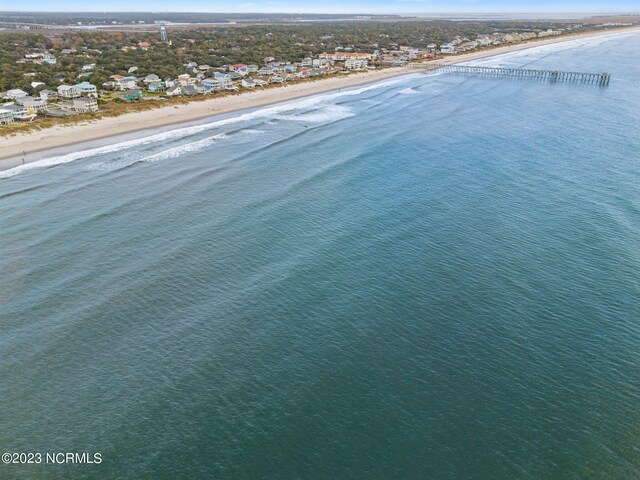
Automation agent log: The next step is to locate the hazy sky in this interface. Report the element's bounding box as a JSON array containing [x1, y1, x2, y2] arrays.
[[5, 0, 640, 13]]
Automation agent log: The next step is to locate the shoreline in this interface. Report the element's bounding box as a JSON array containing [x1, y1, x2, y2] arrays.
[[1, 25, 638, 172]]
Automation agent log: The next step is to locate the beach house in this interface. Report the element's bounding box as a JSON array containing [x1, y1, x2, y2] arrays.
[[123, 89, 143, 101], [0, 108, 15, 124], [165, 85, 182, 97], [118, 77, 139, 90], [177, 74, 192, 86], [39, 89, 57, 101], [72, 97, 99, 112], [312, 58, 333, 68], [319, 52, 373, 62], [440, 43, 458, 54], [345, 58, 368, 69], [5, 89, 28, 100], [181, 85, 200, 96], [74, 82, 98, 97], [143, 74, 161, 84], [202, 75, 233, 91], [17, 96, 48, 113], [257, 66, 275, 76], [1, 103, 36, 122], [57, 85, 81, 99], [147, 81, 165, 93]]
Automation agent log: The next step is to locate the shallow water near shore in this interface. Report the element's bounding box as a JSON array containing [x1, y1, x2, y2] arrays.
[[1, 32, 640, 479]]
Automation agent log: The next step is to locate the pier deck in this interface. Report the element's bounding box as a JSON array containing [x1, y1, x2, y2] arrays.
[[406, 63, 611, 86]]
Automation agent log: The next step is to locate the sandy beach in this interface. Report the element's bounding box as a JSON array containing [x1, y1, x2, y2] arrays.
[[1, 25, 638, 171]]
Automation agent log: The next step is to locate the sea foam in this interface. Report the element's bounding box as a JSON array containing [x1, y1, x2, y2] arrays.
[[0, 80, 402, 179]]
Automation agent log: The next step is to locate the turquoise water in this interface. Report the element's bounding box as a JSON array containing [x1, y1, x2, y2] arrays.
[[1, 32, 640, 479]]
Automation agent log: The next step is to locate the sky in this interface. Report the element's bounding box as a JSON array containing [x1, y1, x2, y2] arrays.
[[2, 0, 639, 13]]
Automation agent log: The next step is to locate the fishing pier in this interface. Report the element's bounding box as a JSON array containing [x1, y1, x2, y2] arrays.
[[406, 63, 611, 86]]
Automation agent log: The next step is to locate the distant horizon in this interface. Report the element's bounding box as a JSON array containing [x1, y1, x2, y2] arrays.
[[0, 9, 640, 20], [2, 9, 640, 14], [2, 0, 640, 15]]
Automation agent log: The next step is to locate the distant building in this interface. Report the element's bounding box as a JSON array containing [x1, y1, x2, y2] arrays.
[[74, 82, 98, 97], [123, 89, 143, 101], [143, 74, 161, 84], [39, 89, 57, 101], [17, 96, 48, 112], [165, 85, 182, 96], [319, 52, 373, 62], [160, 25, 168, 42], [147, 81, 165, 92], [177, 73, 191, 85], [118, 77, 139, 90], [181, 85, 200, 96], [538, 29, 562, 37], [57, 85, 81, 98], [440, 43, 458, 54], [73, 97, 98, 112], [345, 58, 368, 70], [1, 103, 36, 121], [312, 58, 333, 68], [202, 75, 233, 91], [5, 89, 28, 99], [0, 108, 15, 124]]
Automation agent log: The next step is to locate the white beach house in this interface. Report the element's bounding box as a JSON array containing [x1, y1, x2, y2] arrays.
[[58, 85, 81, 99]]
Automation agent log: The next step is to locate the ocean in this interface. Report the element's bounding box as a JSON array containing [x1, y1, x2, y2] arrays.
[[1, 32, 639, 479]]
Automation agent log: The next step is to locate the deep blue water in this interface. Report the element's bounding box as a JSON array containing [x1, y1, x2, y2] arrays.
[[1, 32, 640, 479]]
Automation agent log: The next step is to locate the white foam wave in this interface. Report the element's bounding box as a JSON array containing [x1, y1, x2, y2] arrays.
[[237, 128, 265, 135], [140, 133, 229, 163], [0, 79, 401, 179], [84, 133, 229, 171], [85, 159, 134, 172], [398, 87, 420, 95], [276, 104, 355, 123]]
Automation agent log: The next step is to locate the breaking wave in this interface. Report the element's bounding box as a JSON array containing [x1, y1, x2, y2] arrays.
[[0, 79, 403, 179]]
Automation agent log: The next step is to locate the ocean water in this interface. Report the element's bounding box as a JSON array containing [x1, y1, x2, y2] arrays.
[[1, 32, 640, 479]]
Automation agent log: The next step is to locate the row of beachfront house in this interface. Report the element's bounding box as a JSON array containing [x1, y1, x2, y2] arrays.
[[2, 50, 399, 126], [0, 82, 99, 125], [101, 63, 344, 101]]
